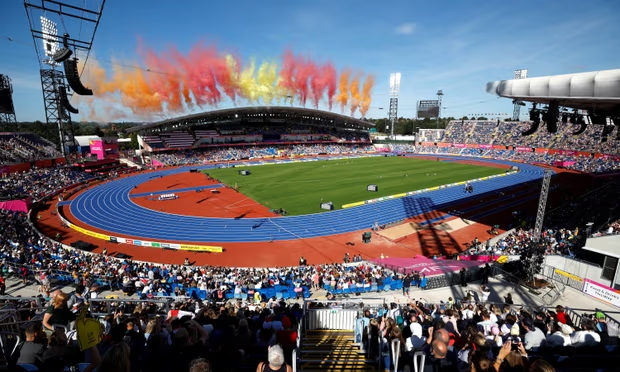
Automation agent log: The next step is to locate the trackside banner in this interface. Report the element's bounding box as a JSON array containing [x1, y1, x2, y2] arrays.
[[342, 171, 517, 209], [58, 214, 223, 253]]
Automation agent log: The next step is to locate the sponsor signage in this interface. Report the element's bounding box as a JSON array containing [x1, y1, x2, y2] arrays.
[[582, 279, 620, 308]]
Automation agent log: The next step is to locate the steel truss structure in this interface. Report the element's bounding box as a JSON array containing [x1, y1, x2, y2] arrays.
[[0, 75, 17, 124], [40, 69, 76, 156], [533, 169, 553, 241], [512, 69, 528, 120], [388, 73, 401, 139], [24, 0, 106, 155]]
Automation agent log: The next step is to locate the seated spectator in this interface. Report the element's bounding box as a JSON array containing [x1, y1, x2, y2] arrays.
[[521, 318, 546, 350], [43, 291, 75, 333], [570, 319, 601, 347], [545, 321, 573, 347], [14, 323, 46, 365]]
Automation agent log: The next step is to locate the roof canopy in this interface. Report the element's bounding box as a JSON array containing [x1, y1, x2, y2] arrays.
[[583, 235, 620, 259], [486, 69, 620, 111], [126, 106, 375, 133]]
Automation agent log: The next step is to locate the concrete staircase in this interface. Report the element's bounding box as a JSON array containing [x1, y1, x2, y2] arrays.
[[299, 330, 378, 372]]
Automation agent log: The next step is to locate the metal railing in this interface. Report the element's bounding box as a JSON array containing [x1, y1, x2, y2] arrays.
[[303, 298, 386, 331], [541, 264, 586, 291]]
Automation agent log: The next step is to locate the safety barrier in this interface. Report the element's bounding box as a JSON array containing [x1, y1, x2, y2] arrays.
[[342, 170, 518, 209], [304, 298, 386, 331], [541, 264, 585, 291], [57, 211, 223, 253]]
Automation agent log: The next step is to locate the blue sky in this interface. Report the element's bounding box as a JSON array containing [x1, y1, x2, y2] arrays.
[[1, 0, 618, 122]]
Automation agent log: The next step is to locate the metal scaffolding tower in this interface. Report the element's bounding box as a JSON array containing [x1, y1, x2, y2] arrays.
[[512, 69, 528, 120], [24, 0, 106, 155], [388, 73, 401, 139], [533, 169, 553, 241], [0, 75, 17, 123], [40, 69, 73, 156]]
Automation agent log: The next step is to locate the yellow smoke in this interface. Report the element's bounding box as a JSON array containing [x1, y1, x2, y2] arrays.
[[256, 61, 279, 104], [238, 59, 258, 103]]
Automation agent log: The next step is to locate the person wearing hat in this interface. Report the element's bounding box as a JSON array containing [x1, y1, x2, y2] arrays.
[[594, 312, 607, 333], [521, 318, 546, 350], [545, 321, 573, 347]]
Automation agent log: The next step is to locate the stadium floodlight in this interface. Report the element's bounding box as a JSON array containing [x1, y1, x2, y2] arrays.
[[40, 16, 60, 66], [388, 73, 401, 140], [389, 73, 401, 98]]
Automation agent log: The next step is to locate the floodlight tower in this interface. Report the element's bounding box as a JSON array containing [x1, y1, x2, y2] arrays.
[[388, 73, 401, 139], [436, 90, 444, 129], [512, 69, 528, 120], [24, 0, 106, 156]]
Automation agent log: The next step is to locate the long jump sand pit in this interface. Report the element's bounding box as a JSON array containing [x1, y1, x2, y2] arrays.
[[377, 217, 476, 241]]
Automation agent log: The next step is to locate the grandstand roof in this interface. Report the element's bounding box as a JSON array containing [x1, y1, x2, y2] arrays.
[[583, 235, 620, 259], [486, 69, 620, 111], [126, 106, 375, 133]]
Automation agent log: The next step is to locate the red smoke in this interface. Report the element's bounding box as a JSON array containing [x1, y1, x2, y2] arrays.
[[81, 43, 373, 119]]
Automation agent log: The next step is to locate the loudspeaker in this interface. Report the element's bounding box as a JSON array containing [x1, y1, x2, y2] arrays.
[[59, 86, 79, 114], [63, 58, 93, 96]]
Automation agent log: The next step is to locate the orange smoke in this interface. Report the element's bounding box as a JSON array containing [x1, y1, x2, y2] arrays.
[[336, 69, 351, 112], [359, 75, 375, 117]]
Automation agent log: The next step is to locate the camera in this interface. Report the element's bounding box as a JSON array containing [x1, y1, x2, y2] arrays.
[[509, 336, 521, 351]]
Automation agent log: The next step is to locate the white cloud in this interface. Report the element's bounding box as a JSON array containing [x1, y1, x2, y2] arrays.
[[394, 23, 416, 35]]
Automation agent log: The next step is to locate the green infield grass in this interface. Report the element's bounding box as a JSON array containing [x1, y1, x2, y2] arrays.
[[204, 156, 505, 215]]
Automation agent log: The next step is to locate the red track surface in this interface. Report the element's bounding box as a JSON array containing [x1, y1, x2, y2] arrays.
[[130, 172, 276, 218], [34, 160, 582, 267]]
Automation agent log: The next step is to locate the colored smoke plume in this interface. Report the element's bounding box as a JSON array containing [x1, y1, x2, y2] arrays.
[[79, 42, 374, 119], [336, 69, 351, 112], [349, 74, 362, 116], [360, 75, 375, 117]]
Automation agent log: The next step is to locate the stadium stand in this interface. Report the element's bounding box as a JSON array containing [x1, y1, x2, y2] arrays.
[[1, 131, 620, 370], [0, 133, 62, 165]]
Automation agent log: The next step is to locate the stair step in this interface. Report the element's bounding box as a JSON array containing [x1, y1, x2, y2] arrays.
[[300, 369, 377, 372], [300, 353, 366, 360], [301, 346, 358, 350], [305, 330, 354, 335], [301, 359, 372, 364]]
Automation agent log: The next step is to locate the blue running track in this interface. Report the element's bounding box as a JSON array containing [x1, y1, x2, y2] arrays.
[[130, 184, 224, 198], [69, 155, 547, 243]]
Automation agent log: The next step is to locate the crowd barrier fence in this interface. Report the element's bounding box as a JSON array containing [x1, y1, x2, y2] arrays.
[[303, 298, 386, 332]]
